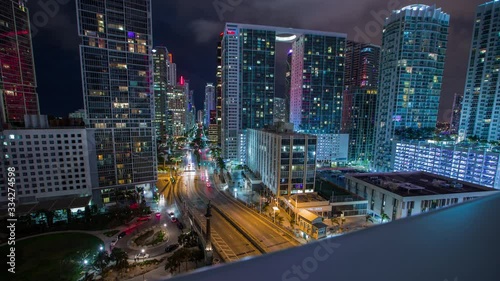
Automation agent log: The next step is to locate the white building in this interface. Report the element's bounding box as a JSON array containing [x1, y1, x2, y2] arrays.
[[315, 134, 349, 166], [392, 140, 500, 189], [459, 1, 500, 142], [0, 128, 97, 206], [345, 171, 498, 221], [246, 123, 316, 197]]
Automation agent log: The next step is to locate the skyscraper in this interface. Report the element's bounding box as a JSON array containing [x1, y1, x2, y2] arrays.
[[216, 33, 223, 146], [167, 84, 187, 137], [373, 4, 450, 172], [459, 1, 500, 142], [450, 93, 463, 134], [222, 23, 346, 164], [0, 0, 39, 128], [76, 0, 157, 205], [342, 41, 380, 163], [153, 47, 169, 142], [204, 83, 215, 125], [284, 49, 292, 122]]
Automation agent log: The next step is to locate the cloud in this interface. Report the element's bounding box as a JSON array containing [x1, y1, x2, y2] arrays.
[[190, 19, 225, 43]]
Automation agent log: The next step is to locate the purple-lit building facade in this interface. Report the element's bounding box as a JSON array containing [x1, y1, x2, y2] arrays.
[[0, 0, 39, 128]]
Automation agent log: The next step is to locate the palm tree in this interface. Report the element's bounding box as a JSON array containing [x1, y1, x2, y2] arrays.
[[380, 212, 390, 223], [110, 248, 128, 269], [330, 217, 343, 233], [276, 216, 284, 226]]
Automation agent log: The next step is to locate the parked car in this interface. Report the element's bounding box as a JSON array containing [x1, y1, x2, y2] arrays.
[[165, 244, 179, 253], [168, 212, 175, 218], [134, 253, 150, 259], [176, 222, 184, 230], [171, 217, 178, 223], [118, 231, 126, 239]]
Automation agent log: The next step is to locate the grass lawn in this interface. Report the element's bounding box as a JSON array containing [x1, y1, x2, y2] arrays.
[[0, 232, 103, 281]]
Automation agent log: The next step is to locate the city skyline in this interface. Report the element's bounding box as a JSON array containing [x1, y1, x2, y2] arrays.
[[27, 0, 489, 120]]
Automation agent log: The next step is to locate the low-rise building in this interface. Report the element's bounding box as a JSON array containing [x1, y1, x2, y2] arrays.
[[0, 126, 97, 215], [345, 171, 498, 221], [246, 122, 316, 197]]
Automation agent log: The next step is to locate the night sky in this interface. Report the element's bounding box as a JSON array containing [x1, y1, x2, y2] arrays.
[[27, 0, 486, 121]]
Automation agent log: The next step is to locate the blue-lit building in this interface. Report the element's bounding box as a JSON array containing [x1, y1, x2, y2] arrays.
[[392, 140, 500, 189], [459, 1, 500, 142], [373, 4, 450, 172]]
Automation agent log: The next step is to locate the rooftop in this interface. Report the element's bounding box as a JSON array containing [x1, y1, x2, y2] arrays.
[[346, 171, 498, 197], [0, 195, 92, 217], [290, 192, 328, 203]]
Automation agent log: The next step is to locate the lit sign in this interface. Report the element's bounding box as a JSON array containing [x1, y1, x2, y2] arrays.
[[226, 30, 236, 35]]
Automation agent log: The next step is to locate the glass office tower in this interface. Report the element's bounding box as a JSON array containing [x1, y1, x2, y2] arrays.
[[76, 0, 157, 205], [222, 23, 346, 165], [0, 0, 39, 128], [373, 4, 450, 172], [459, 1, 500, 142], [342, 41, 380, 164], [153, 47, 168, 142]]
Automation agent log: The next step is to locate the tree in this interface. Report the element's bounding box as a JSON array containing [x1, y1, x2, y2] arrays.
[[331, 217, 343, 233], [188, 249, 204, 267], [276, 216, 284, 226], [380, 212, 390, 223], [178, 232, 198, 248], [165, 255, 180, 274], [216, 157, 226, 172], [110, 248, 128, 269]]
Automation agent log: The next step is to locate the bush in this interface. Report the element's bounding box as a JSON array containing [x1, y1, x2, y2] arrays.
[[103, 229, 119, 237], [134, 230, 154, 246]]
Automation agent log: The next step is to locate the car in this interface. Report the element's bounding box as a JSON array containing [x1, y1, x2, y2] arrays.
[[110, 239, 118, 247], [171, 217, 178, 223], [168, 212, 175, 218], [165, 244, 179, 253], [155, 212, 161, 218], [134, 253, 150, 259], [176, 222, 184, 230], [118, 231, 126, 239], [206, 182, 211, 188]]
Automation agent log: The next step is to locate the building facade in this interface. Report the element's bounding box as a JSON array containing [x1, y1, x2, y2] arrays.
[[76, 0, 157, 205], [0, 127, 97, 205], [450, 93, 463, 134], [204, 83, 215, 126], [459, 1, 500, 142], [167, 84, 187, 137], [153, 47, 169, 142], [246, 123, 316, 197], [392, 140, 500, 189], [216, 33, 223, 146], [273, 97, 286, 123], [0, 0, 39, 128], [373, 5, 450, 172], [342, 42, 380, 164], [345, 171, 498, 221]]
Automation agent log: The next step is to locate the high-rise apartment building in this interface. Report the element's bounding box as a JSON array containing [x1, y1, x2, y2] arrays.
[[459, 1, 500, 142], [222, 23, 346, 165], [76, 0, 157, 205], [216, 33, 223, 146], [167, 84, 187, 137], [204, 83, 215, 125], [450, 93, 463, 134], [153, 47, 169, 142], [284, 49, 292, 122], [0, 0, 39, 128], [342, 41, 380, 163], [373, 4, 450, 172]]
